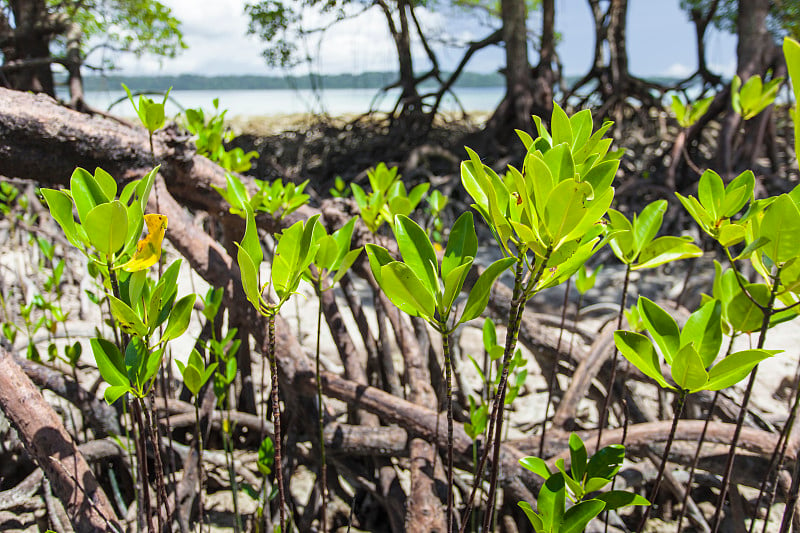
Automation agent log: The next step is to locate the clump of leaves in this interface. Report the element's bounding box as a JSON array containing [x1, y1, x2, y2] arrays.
[[670, 94, 714, 128], [731, 73, 783, 120], [352, 163, 429, 233], [518, 433, 648, 532]]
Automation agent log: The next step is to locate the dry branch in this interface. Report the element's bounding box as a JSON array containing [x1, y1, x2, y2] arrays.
[[0, 347, 120, 532]]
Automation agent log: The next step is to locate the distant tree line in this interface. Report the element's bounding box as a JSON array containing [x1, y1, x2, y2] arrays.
[[76, 71, 507, 92]]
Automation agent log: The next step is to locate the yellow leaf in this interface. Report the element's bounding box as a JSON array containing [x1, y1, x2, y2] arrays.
[[119, 214, 168, 272]]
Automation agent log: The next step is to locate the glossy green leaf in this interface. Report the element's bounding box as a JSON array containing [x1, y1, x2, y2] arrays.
[[561, 499, 606, 533], [459, 257, 516, 324], [41, 188, 82, 248], [638, 297, 680, 364], [551, 102, 573, 146], [582, 159, 619, 195], [70, 167, 109, 223], [543, 143, 575, 184], [394, 214, 439, 295], [575, 264, 602, 295], [379, 262, 435, 319], [585, 444, 625, 481], [163, 294, 196, 342], [569, 433, 588, 482], [633, 200, 667, 257], [90, 338, 128, 388], [544, 179, 592, 243], [85, 201, 128, 256], [634, 236, 702, 270], [538, 473, 566, 533], [721, 170, 755, 217], [761, 194, 800, 264], [240, 207, 263, 268], [518, 502, 544, 531], [728, 284, 768, 333], [519, 456, 551, 479], [108, 294, 147, 338], [570, 108, 593, 150], [698, 170, 724, 222], [671, 344, 708, 392], [236, 243, 261, 309], [104, 385, 131, 404], [676, 193, 714, 233], [614, 331, 670, 389], [331, 248, 362, 285], [681, 299, 723, 368], [594, 491, 649, 511], [364, 244, 395, 285], [442, 212, 477, 280], [706, 349, 775, 391], [442, 260, 473, 316]]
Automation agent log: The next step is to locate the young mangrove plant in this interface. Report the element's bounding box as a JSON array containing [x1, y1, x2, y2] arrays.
[[235, 191, 320, 531], [366, 211, 514, 533], [518, 433, 649, 532], [459, 103, 620, 531], [614, 296, 777, 531], [304, 216, 362, 532]]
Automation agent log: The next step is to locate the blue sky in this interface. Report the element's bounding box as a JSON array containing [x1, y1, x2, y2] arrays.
[[112, 0, 738, 79]]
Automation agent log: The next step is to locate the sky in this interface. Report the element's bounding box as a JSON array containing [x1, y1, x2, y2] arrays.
[[110, 0, 739, 79]]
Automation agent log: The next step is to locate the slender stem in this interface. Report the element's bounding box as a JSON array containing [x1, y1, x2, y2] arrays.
[[637, 389, 688, 533], [194, 401, 205, 533], [675, 390, 720, 533], [442, 328, 454, 533], [483, 248, 550, 533], [223, 425, 243, 533], [268, 312, 287, 532], [539, 277, 571, 456], [775, 375, 800, 532], [315, 291, 328, 533], [459, 254, 526, 533], [144, 399, 166, 533], [132, 397, 155, 533], [597, 263, 631, 449], [710, 266, 781, 533]]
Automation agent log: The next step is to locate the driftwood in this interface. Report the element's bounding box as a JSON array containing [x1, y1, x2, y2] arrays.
[[0, 348, 120, 532]]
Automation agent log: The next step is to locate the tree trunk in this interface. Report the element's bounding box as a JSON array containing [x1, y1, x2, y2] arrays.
[[531, 0, 557, 118], [716, 0, 777, 175], [5, 0, 56, 95]]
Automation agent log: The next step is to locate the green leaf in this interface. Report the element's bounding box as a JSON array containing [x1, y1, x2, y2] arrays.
[[85, 201, 129, 256], [70, 167, 109, 223], [543, 142, 575, 184], [459, 257, 516, 324], [670, 344, 708, 392], [544, 179, 592, 244], [163, 294, 196, 342], [314, 235, 339, 272], [594, 491, 650, 511], [379, 262, 436, 319], [108, 294, 147, 338], [538, 473, 566, 533], [680, 299, 723, 368], [442, 212, 478, 280], [519, 456, 551, 479], [632, 200, 668, 258], [551, 102, 573, 147], [561, 500, 606, 533], [634, 236, 702, 270], [41, 188, 82, 248], [518, 502, 544, 532], [331, 248, 362, 285], [721, 170, 755, 217], [90, 338, 128, 388], [442, 260, 473, 316], [581, 160, 619, 195], [638, 297, 680, 364], [698, 170, 724, 222], [728, 284, 768, 333], [236, 243, 261, 310], [568, 433, 588, 482], [585, 444, 625, 481], [614, 331, 670, 389], [394, 214, 439, 296], [364, 244, 395, 285], [104, 385, 131, 404], [761, 194, 800, 264], [706, 349, 776, 391], [240, 207, 263, 269]]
